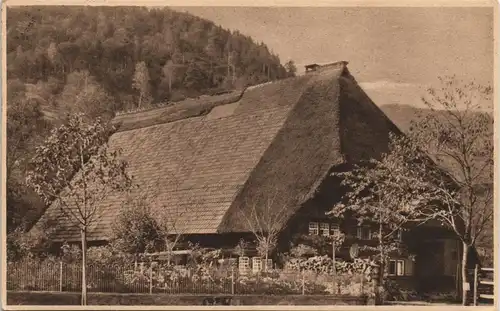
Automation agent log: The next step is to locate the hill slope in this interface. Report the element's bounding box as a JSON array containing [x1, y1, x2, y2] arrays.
[[7, 6, 290, 119]]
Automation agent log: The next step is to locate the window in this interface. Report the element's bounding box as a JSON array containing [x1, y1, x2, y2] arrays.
[[331, 223, 340, 235], [239, 257, 250, 274], [252, 257, 262, 273], [309, 222, 319, 235], [388, 260, 405, 276], [320, 223, 330, 236], [357, 226, 371, 240]]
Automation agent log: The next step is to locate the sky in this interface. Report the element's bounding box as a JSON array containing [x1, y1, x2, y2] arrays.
[[174, 7, 494, 109]]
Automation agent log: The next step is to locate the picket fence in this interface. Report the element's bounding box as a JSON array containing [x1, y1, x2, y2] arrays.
[[7, 260, 370, 296], [472, 265, 494, 305]]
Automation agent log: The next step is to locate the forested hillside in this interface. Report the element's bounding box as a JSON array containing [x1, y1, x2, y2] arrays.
[[6, 6, 294, 234]]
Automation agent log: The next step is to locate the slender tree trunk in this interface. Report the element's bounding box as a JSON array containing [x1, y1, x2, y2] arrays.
[[168, 74, 172, 96], [461, 242, 470, 306], [378, 220, 385, 304], [265, 252, 268, 272], [232, 65, 235, 84], [332, 241, 337, 276], [227, 54, 230, 80], [332, 241, 337, 294], [81, 226, 88, 306]]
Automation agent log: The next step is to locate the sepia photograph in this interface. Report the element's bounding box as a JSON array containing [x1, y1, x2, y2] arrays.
[[1, 2, 496, 308]]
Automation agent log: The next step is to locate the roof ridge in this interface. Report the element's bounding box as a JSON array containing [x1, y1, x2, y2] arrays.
[[114, 78, 293, 119], [112, 88, 250, 132], [115, 89, 246, 118]]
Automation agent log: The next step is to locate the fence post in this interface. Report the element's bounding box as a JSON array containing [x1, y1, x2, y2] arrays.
[[149, 265, 153, 295], [473, 264, 478, 306], [59, 261, 63, 292], [360, 273, 364, 295], [301, 270, 305, 295], [231, 267, 235, 295]]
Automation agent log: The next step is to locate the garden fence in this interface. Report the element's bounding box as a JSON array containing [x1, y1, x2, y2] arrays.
[[7, 260, 372, 296], [472, 265, 494, 305]]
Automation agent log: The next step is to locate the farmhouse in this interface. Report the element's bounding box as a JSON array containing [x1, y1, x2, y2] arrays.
[[34, 61, 464, 292]]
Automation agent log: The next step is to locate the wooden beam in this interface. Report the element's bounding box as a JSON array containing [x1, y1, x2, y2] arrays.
[[479, 294, 494, 300], [480, 267, 494, 272]]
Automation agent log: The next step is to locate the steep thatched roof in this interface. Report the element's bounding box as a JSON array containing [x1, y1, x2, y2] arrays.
[[35, 61, 401, 242]]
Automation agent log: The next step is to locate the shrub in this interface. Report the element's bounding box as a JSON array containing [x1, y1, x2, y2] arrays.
[[382, 279, 419, 301]]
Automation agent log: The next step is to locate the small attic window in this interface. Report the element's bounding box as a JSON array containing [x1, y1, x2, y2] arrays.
[[205, 101, 240, 120], [305, 64, 320, 73]]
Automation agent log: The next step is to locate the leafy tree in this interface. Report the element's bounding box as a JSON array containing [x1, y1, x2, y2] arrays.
[[57, 70, 115, 120], [284, 60, 297, 77], [328, 231, 346, 278], [240, 194, 290, 271], [111, 193, 165, 259], [408, 76, 493, 305], [132, 61, 152, 108], [184, 61, 210, 92], [46, 42, 58, 63], [112, 182, 187, 265], [7, 96, 46, 173], [7, 90, 50, 232], [329, 133, 444, 302], [161, 59, 176, 97], [25, 114, 132, 305]]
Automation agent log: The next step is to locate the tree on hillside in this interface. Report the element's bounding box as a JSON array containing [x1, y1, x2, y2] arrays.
[[161, 59, 176, 97], [7, 89, 50, 232], [284, 60, 297, 77], [408, 76, 493, 305], [132, 61, 152, 108], [184, 61, 210, 92], [57, 70, 115, 120], [329, 133, 446, 303], [25, 114, 132, 305]]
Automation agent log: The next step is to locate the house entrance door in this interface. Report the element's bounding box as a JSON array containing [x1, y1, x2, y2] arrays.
[[415, 240, 445, 291]]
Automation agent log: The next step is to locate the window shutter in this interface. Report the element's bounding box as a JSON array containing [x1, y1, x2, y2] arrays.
[[405, 258, 414, 276], [396, 260, 405, 276], [388, 260, 396, 275]]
